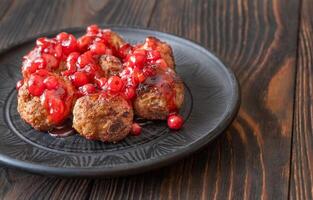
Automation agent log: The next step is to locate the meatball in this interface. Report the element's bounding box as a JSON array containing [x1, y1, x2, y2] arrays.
[[18, 84, 53, 130], [139, 37, 175, 68], [72, 94, 133, 142], [109, 31, 126, 50], [100, 29, 125, 50], [17, 73, 75, 131], [134, 69, 184, 120], [99, 55, 123, 77]]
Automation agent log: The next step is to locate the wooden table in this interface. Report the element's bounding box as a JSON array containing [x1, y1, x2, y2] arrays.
[[0, 0, 311, 199]]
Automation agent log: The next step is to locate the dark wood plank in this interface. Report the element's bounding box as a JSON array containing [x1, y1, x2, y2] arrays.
[[0, 0, 155, 48], [89, 0, 300, 199], [290, 0, 313, 199], [0, 0, 301, 199], [0, 0, 13, 21], [0, 168, 93, 200], [0, 0, 156, 199]]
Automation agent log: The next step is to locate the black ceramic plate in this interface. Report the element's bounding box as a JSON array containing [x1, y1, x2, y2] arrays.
[[0, 26, 239, 177]]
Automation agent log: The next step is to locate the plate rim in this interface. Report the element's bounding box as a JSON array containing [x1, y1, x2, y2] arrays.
[[0, 25, 240, 177]]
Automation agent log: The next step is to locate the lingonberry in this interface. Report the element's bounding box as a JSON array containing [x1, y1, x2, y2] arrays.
[[79, 84, 97, 95], [131, 123, 142, 136], [44, 76, 59, 90], [27, 74, 45, 96], [167, 114, 184, 130], [71, 72, 89, 87], [107, 76, 123, 92]]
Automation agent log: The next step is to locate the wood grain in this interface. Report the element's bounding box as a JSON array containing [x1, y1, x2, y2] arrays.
[[0, 0, 155, 49], [0, 0, 302, 199], [290, 0, 313, 199], [90, 0, 300, 199], [0, 0, 156, 199]]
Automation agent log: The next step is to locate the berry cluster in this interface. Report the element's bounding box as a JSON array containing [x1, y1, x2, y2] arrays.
[[17, 25, 184, 133]]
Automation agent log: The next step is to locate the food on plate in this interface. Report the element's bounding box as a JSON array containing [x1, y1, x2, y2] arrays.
[[16, 24, 185, 142], [137, 36, 175, 68], [73, 93, 133, 142], [99, 54, 123, 77], [17, 71, 75, 130], [134, 67, 184, 120]]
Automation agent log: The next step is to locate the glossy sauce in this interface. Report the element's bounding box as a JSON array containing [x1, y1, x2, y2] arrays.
[[48, 119, 75, 137], [17, 25, 184, 135]]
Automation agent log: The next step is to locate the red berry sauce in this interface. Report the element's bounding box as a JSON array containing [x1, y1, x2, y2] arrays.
[[23, 71, 74, 124], [17, 24, 184, 131]]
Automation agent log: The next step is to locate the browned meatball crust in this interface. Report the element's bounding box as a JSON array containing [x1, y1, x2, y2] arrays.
[[99, 55, 123, 77], [134, 72, 184, 120], [139, 37, 175, 68], [72, 94, 134, 142], [108, 31, 125, 50], [18, 84, 54, 131], [17, 73, 75, 131]]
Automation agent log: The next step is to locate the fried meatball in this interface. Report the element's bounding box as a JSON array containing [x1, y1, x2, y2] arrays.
[[139, 37, 175, 68], [18, 84, 53, 130], [72, 94, 133, 142], [134, 69, 184, 120], [99, 55, 123, 77], [17, 73, 75, 131], [100, 29, 125, 50]]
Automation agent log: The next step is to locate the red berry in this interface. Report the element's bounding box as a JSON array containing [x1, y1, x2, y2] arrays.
[[66, 52, 80, 73], [87, 24, 100, 35], [57, 32, 78, 55], [16, 80, 24, 90], [143, 67, 156, 77], [27, 74, 45, 96], [89, 42, 106, 55], [119, 67, 133, 78], [36, 69, 50, 76], [167, 114, 184, 130], [95, 77, 107, 88], [77, 35, 94, 52], [105, 48, 113, 55], [23, 57, 46, 75], [84, 63, 101, 79], [36, 37, 54, 48], [42, 53, 59, 69], [107, 76, 123, 92], [93, 37, 105, 43], [65, 35, 77, 53], [43, 86, 67, 101], [56, 32, 69, 41], [79, 84, 96, 95], [55, 86, 67, 99], [67, 52, 80, 62], [124, 87, 136, 100], [33, 57, 47, 69], [156, 59, 168, 70], [44, 76, 59, 90], [135, 71, 146, 83], [131, 123, 142, 136], [147, 50, 161, 61], [131, 68, 145, 84], [146, 38, 157, 48], [128, 53, 146, 68], [22, 61, 36, 74], [51, 43, 63, 58], [61, 70, 74, 76], [71, 72, 89, 87], [77, 51, 95, 68], [118, 43, 133, 58], [48, 97, 65, 123], [133, 49, 147, 56]]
